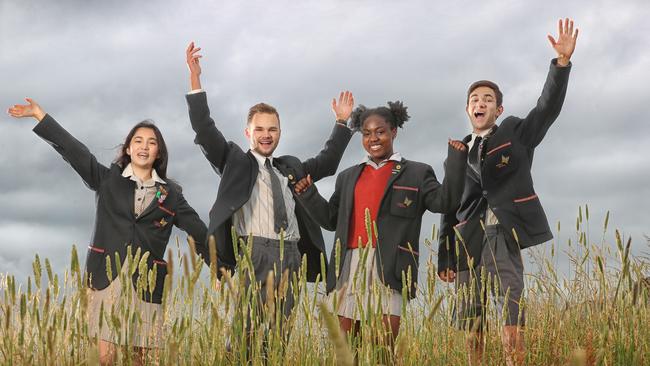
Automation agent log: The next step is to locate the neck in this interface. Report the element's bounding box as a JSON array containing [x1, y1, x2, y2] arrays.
[[371, 152, 393, 165], [131, 164, 153, 181]]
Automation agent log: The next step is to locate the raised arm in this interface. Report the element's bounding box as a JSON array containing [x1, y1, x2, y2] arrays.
[[294, 174, 340, 231], [185, 42, 233, 175], [7, 98, 110, 191], [422, 140, 467, 213], [173, 189, 209, 265], [514, 18, 578, 147], [301, 91, 354, 181]]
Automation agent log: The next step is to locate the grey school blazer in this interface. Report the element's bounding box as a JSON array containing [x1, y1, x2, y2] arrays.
[[33, 115, 208, 304], [295, 145, 467, 299], [438, 59, 572, 273], [186, 91, 353, 282]]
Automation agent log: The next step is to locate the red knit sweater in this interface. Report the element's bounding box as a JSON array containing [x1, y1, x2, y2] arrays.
[[347, 161, 395, 248]]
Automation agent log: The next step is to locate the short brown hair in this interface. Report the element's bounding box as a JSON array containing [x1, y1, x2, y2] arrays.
[[247, 103, 280, 124], [467, 80, 503, 107]]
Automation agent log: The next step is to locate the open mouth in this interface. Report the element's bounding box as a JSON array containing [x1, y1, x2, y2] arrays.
[[136, 152, 150, 159], [259, 140, 273, 147], [474, 112, 485, 119], [369, 144, 382, 152]]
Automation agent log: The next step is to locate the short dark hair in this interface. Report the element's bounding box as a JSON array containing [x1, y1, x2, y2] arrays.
[[467, 80, 503, 107], [114, 120, 169, 179], [349, 101, 410, 131], [247, 103, 280, 124]]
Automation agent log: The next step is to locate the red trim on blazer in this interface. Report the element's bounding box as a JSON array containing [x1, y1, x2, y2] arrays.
[[393, 185, 419, 192], [513, 194, 538, 203], [158, 205, 176, 216], [486, 141, 512, 156], [454, 220, 468, 228], [153, 260, 167, 266], [397, 245, 419, 256], [88, 245, 105, 253]]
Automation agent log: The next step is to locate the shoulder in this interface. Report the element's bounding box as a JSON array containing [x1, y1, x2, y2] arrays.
[[402, 159, 432, 172], [276, 155, 302, 167]]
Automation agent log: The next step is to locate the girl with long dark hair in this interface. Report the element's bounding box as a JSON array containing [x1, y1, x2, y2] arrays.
[[7, 98, 208, 365]]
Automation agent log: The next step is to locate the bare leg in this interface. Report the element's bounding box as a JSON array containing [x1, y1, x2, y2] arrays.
[[502, 325, 525, 366], [381, 315, 401, 343], [98, 340, 117, 366], [466, 331, 483, 366]]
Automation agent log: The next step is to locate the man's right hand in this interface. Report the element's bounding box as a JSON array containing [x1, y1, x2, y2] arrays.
[[186, 41, 203, 90], [332, 91, 354, 122], [438, 268, 456, 283]]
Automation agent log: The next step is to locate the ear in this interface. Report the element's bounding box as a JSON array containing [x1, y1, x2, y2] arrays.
[[391, 127, 398, 140], [496, 105, 504, 118], [245, 127, 251, 139], [466, 104, 472, 118], [126, 147, 131, 156]]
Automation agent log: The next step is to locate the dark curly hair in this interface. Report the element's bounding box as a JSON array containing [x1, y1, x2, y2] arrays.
[[349, 100, 410, 131]]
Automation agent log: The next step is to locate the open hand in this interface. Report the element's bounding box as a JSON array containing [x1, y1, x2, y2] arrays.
[[448, 139, 467, 152], [547, 18, 579, 66], [294, 174, 313, 195], [332, 91, 355, 121], [7, 98, 46, 122], [438, 269, 456, 283], [186, 41, 202, 76]]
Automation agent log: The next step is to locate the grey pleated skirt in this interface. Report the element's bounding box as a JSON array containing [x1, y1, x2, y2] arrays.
[[329, 246, 403, 320]]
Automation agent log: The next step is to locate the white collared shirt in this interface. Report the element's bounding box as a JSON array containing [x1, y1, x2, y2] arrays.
[[122, 163, 166, 216], [361, 152, 402, 169], [233, 150, 300, 241]]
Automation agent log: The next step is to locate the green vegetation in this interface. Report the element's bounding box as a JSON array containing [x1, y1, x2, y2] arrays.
[[1, 206, 648, 365]]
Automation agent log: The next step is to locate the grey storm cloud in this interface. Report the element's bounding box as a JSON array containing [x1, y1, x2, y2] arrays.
[[1, 0, 649, 282]]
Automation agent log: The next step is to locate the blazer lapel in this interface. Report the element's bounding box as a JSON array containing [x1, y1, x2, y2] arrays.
[[343, 164, 365, 223], [379, 159, 407, 206], [137, 183, 168, 220]]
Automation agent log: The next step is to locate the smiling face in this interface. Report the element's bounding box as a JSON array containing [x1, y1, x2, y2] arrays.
[[361, 114, 397, 164], [126, 127, 159, 171], [246, 112, 281, 157], [466, 86, 504, 134]]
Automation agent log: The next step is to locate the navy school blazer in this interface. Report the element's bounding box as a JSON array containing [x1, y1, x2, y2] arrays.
[[295, 145, 467, 299], [186, 91, 353, 282], [438, 59, 572, 273], [33, 115, 208, 304]]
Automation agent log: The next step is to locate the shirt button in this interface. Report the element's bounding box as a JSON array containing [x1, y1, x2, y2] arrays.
[[482, 190, 488, 197], [135, 213, 139, 217], [140, 186, 144, 190], [137, 198, 142, 201]]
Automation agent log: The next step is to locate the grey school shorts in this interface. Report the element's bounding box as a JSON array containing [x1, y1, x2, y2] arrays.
[[454, 225, 525, 329]]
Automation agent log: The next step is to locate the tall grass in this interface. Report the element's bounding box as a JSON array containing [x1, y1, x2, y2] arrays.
[[0, 205, 648, 365]]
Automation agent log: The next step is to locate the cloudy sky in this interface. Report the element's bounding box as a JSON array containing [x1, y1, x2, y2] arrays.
[[1, 0, 649, 283]]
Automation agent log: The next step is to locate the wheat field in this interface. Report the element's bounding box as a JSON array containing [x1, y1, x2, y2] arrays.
[[1, 206, 648, 365]]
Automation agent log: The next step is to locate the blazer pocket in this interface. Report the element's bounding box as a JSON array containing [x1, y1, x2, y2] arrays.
[[513, 194, 548, 236], [484, 141, 517, 180], [85, 245, 106, 288], [390, 185, 419, 218], [146, 259, 169, 304], [394, 243, 419, 287]]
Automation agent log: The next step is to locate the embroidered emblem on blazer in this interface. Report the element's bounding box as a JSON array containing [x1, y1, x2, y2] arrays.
[[397, 197, 413, 208], [154, 218, 169, 228], [496, 155, 510, 168], [156, 186, 168, 204]]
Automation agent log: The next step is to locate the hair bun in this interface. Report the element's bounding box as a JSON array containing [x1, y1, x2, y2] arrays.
[[387, 100, 409, 128], [349, 105, 367, 131]]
